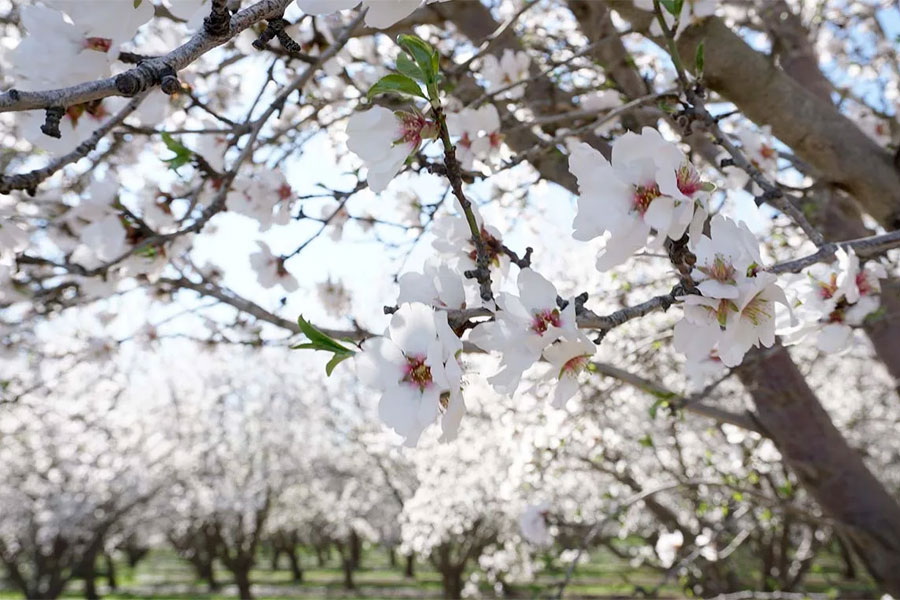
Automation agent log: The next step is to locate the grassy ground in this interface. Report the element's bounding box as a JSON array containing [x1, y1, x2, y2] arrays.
[[0, 545, 879, 599]]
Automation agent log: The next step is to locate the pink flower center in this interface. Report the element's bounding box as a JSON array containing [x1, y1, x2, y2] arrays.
[[817, 273, 839, 299], [632, 183, 661, 216], [278, 183, 292, 201], [84, 37, 112, 52], [698, 255, 736, 284], [561, 354, 590, 376], [531, 309, 562, 335], [855, 272, 873, 296], [759, 144, 777, 160], [459, 132, 472, 149], [676, 164, 702, 197], [403, 355, 433, 391], [399, 113, 430, 147], [489, 131, 503, 148]]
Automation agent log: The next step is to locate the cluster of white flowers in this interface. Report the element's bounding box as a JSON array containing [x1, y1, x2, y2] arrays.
[[782, 248, 887, 353], [634, 0, 717, 38], [226, 171, 296, 231], [447, 104, 504, 171], [342, 71, 886, 449], [296, 0, 437, 29], [356, 303, 464, 446], [674, 215, 788, 368], [479, 49, 531, 99], [470, 269, 595, 408], [11, 1, 152, 153], [568, 127, 710, 271]]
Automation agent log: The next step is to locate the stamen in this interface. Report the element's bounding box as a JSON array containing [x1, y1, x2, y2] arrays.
[[402, 355, 433, 392]]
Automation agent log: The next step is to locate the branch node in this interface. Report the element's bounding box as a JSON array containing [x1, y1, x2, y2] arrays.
[[115, 72, 142, 96], [203, 0, 232, 37], [252, 16, 286, 50], [159, 66, 182, 95], [40, 106, 65, 139]]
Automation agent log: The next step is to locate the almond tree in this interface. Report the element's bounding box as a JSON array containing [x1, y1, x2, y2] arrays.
[[2, 0, 900, 595]]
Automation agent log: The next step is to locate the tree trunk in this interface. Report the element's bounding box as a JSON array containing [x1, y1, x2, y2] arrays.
[[738, 344, 900, 595], [105, 553, 117, 591], [83, 566, 99, 600], [123, 542, 148, 569], [270, 549, 281, 571], [341, 557, 355, 590], [286, 548, 303, 583], [404, 553, 415, 578], [837, 533, 858, 580], [233, 567, 254, 600], [192, 557, 219, 591], [315, 544, 327, 567], [388, 546, 396, 568], [349, 530, 362, 570], [440, 567, 464, 600]]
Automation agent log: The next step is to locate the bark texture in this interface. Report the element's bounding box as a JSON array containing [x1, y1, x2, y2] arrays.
[[737, 345, 900, 594]]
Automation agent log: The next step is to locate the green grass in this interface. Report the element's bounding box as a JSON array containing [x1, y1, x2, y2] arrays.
[[0, 544, 878, 599]]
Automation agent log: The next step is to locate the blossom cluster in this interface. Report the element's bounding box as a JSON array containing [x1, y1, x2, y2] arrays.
[[10, 1, 153, 153], [341, 97, 892, 447], [674, 215, 788, 368], [783, 248, 887, 353]]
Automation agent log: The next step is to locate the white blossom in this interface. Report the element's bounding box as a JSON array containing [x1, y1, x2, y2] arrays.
[[397, 262, 466, 310], [249, 241, 299, 291], [542, 333, 596, 408], [317, 278, 352, 318], [296, 0, 432, 29], [356, 303, 464, 446], [469, 269, 578, 395], [446, 104, 503, 171], [655, 529, 683, 568], [519, 503, 552, 546], [781, 248, 887, 353], [568, 128, 708, 271], [480, 49, 531, 99], [346, 107, 433, 193]]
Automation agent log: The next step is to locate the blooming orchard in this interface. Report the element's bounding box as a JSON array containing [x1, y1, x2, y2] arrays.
[[2, 0, 900, 598]]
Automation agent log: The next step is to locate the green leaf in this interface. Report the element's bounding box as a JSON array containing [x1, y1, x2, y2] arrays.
[[160, 132, 193, 172], [695, 40, 705, 75], [325, 353, 353, 376], [133, 0, 142, 7], [292, 315, 355, 376], [659, 0, 679, 16], [367, 73, 427, 101], [294, 315, 354, 354], [396, 53, 426, 82], [397, 34, 438, 84], [638, 434, 654, 448]]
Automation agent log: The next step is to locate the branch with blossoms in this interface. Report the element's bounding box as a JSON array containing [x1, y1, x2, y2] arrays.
[[650, 0, 825, 247], [13, 11, 363, 289], [0, 0, 293, 114], [287, 24, 900, 449]]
